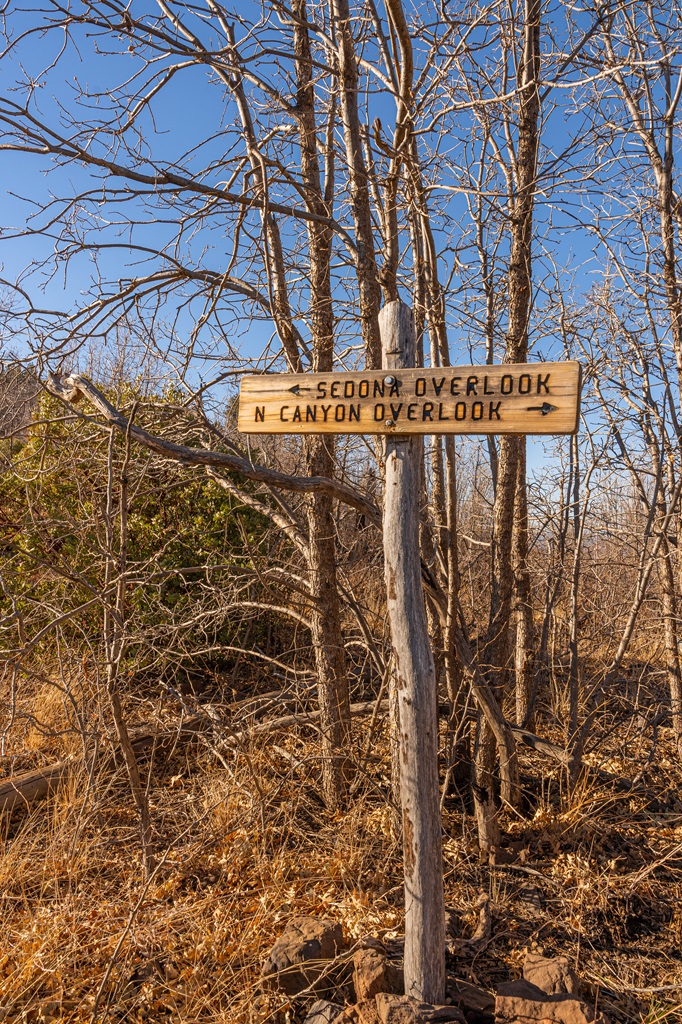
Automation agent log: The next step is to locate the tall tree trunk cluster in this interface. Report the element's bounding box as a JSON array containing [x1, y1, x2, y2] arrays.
[[475, 0, 542, 855]]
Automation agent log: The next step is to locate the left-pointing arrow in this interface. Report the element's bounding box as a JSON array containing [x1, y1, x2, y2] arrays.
[[289, 384, 313, 396]]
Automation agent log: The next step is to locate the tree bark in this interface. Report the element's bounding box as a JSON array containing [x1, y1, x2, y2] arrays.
[[644, 438, 682, 755], [513, 443, 533, 728], [294, 0, 352, 806], [508, 0, 540, 730], [442, 435, 469, 792], [472, 720, 500, 857], [659, 537, 682, 754], [102, 428, 155, 875], [567, 432, 582, 783], [330, 0, 382, 369], [482, 0, 541, 819], [479, 435, 520, 843], [380, 300, 445, 1004]]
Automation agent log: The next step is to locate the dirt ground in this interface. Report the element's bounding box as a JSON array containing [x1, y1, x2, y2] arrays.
[[1, 671, 682, 1024]]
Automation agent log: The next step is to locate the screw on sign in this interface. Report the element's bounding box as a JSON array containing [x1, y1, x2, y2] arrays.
[[238, 300, 582, 1005]]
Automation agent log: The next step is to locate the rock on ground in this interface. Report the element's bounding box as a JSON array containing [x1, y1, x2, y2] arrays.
[[304, 1000, 347, 1024], [446, 978, 494, 1016], [495, 980, 606, 1024], [375, 993, 466, 1023], [353, 946, 403, 1001], [260, 917, 346, 995], [523, 954, 580, 996], [354, 999, 382, 1024]]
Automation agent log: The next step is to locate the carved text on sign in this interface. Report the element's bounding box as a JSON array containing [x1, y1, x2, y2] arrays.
[[238, 362, 582, 436]]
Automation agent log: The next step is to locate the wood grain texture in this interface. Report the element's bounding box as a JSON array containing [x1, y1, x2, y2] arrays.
[[380, 301, 446, 1004], [238, 360, 581, 435]]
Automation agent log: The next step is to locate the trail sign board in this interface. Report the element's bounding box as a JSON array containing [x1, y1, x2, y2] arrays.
[[238, 360, 581, 435]]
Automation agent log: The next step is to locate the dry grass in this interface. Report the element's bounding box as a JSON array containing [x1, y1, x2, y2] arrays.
[[2, 672, 682, 1023]]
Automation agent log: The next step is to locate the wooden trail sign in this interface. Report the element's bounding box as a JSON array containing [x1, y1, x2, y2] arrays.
[[238, 361, 581, 435], [238, 303, 582, 1008]]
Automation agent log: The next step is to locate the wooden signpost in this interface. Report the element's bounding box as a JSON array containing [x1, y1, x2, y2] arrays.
[[238, 360, 581, 436], [238, 302, 581, 1007]]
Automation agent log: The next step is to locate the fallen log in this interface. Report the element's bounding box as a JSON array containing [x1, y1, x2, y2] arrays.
[[0, 758, 73, 813], [509, 725, 568, 765], [225, 699, 381, 745], [0, 701, 380, 813], [1, 698, 628, 813], [0, 715, 207, 813]]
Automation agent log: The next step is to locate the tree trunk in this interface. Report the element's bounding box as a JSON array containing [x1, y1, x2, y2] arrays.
[[483, 0, 541, 818], [645, 435, 682, 756], [389, 662, 402, 834], [306, 466, 352, 808], [472, 720, 500, 857], [380, 300, 445, 1005], [442, 436, 470, 796], [659, 538, 682, 754], [508, 0, 541, 729], [481, 433, 521, 828], [487, 438, 520, 685], [104, 429, 154, 876], [330, 0, 382, 369], [295, 0, 352, 807], [656, 132, 682, 754], [567, 433, 582, 784], [513, 444, 534, 728]]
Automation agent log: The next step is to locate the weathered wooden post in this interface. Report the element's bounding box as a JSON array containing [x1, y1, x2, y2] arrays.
[[379, 299, 445, 1004]]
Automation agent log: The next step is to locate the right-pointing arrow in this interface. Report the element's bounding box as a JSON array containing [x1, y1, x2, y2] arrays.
[[527, 402, 558, 415]]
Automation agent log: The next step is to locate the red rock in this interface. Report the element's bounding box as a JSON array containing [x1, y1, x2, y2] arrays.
[[353, 947, 403, 1001], [304, 1000, 348, 1024], [523, 954, 580, 996], [375, 993, 466, 1023], [495, 980, 606, 1024], [260, 917, 346, 995], [355, 999, 382, 1024], [446, 978, 494, 1014]]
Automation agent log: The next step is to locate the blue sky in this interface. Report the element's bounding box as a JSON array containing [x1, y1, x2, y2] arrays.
[[0, 1, 599, 335], [0, 0, 678, 477]]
